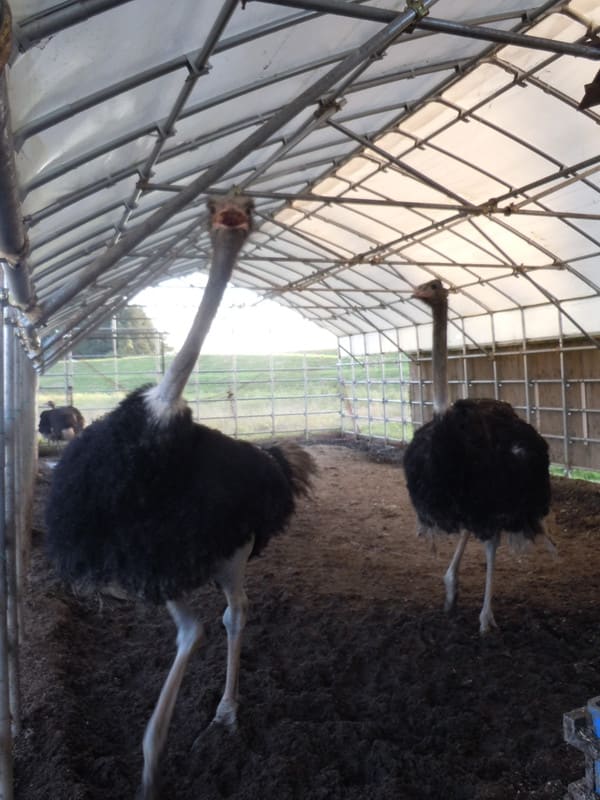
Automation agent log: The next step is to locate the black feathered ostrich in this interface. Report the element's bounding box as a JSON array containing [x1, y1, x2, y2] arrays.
[[403, 279, 551, 634], [38, 400, 85, 441], [45, 195, 317, 799]]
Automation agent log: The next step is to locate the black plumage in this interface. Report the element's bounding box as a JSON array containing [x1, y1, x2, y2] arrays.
[[38, 401, 85, 441], [404, 397, 550, 541], [46, 386, 313, 604]]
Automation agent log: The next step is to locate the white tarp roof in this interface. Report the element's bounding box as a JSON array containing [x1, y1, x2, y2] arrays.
[[3, 0, 600, 366]]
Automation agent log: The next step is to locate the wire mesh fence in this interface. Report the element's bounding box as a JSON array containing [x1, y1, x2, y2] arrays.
[[38, 347, 345, 442]]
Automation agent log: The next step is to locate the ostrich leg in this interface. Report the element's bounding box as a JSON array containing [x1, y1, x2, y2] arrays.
[[212, 537, 254, 728], [142, 602, 205, 799], [443, 529, 470, 613], [479, 534, 500, 634]]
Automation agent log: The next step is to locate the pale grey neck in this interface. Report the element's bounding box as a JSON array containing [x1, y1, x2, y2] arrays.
[[155, 232, 243, 407], [431, 300, 448, 415]]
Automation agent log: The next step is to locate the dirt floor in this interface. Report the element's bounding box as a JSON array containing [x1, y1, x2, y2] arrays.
[[14, 440, 600, 800]]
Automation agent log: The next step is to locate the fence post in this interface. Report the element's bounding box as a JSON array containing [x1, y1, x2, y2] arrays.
[[302, 352, 308, 442], [230, 353, 238, 439], [269, 353, 275, 438]]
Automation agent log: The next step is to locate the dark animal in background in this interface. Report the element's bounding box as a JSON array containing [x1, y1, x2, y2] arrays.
[[45, 195, 317, 800], [403, 279, 551, 634], [38, 400, 85, 441]]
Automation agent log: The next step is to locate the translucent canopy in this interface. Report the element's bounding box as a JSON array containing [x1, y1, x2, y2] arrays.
[[3, 0, 600, 366]]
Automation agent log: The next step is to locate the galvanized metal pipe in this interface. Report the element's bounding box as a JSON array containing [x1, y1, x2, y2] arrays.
[[17, 352, 35, 644], [0, 280, 13, 800], [3, 316, 20, 736], [0, 72, 35, 311], [36, 0, 436, 326], [260, 0, 600, 59], [418, 15, 600, 60]]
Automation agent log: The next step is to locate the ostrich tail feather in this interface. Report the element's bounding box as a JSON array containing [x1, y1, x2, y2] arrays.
[[267, 441, 318, 498]]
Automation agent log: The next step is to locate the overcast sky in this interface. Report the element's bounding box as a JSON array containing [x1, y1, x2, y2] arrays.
[[135, 277, 337, 354]]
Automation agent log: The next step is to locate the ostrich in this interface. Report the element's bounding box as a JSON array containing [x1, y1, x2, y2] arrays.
[[38, 400, 85, 441], [45, 195, 317, 799], [403, 279, 551, 634]]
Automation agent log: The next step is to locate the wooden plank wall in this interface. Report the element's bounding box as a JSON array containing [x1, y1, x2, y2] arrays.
[[408, 337, 600, 472]]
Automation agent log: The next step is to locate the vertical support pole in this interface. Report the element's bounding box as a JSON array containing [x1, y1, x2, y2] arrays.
[[492, 358, 499, 402], [350, 352, 359, 437], [336, 347, 344, 437], [269, 353, 275, 438], [3, 317, 20, 736], [580, 381, 589, 446], [521, 313, 532, 425], [365, 351, 372, 440], [399, 348, 407, 443], [12, 346, 23, 647], [159, 333, 165, 379], [67, 350, 74, 407], [230, 353, 238, 439], [302, 352, 308, 442], [18, 356, 36, 640], [415, 325, 425, 428], [533, 380, 541, 432], [461, 336, 468, 401], [111, 315, 119, 394], [380, 349, 387, 443], [62, 348, 68, 404], [557, 312, 570, 472], [0, 280, 13, 800], [193, 354, 200, 422]]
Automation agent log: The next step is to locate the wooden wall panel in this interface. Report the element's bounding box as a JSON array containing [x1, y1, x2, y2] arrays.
[[408, 338, 600, 472]]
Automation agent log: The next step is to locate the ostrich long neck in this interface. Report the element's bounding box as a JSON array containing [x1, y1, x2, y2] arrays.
[[154, 229, 245, 409], [431, 299, 448, 415]]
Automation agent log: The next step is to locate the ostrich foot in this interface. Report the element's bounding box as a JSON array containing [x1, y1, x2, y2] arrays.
[[212, 705, 238, 730], [443, 592, 458, 614], [136, 775, 162, 800], [191, 707, 238, 751], [479, 609, 498, 635]]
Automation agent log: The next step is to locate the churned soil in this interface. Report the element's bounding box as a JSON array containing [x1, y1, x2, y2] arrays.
[[14, 441, 600, 800]]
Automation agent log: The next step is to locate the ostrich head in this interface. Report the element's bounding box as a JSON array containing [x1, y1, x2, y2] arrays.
[[206, 195, 254, 284], [208, 195, 253, 232], [412, 279, 449, 308]]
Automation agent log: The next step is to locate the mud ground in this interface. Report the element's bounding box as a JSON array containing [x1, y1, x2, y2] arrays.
[[14, 441, 600, 800]]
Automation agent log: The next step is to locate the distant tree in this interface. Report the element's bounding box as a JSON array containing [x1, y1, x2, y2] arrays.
[[73, 306, 162, 357]]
